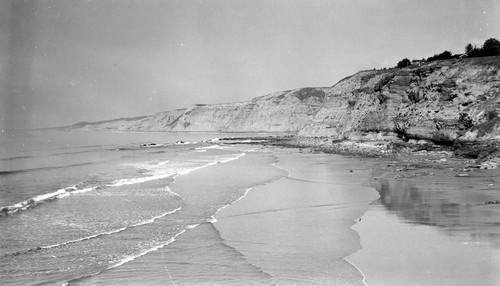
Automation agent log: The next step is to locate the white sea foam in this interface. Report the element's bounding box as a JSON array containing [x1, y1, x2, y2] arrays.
[[186, 224, 200, 229], [71, 187, 97, 194], [114, 153, 245, 186], [7, 206, 184, 256], [232, 187, 253, 205], [0, 173, 175, 215], [345, 257, 368, 286], [34, 189, 70, 201], [164, 186, 182, 198], [1, 151, 245, 216], [109, 236, 177, 269], [107, 223, 200, 270], [0, 185, 95, 215], [177, 153, 245, 176], [109, 174, 174, 187], [200, 144, 225, 150], [209, 187, 253, 224], [59, 226, 196, 286], [130, 206, 182, 227], [42, 227, 128, 250]]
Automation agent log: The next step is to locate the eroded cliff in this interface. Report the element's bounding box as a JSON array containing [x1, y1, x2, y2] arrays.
[[69, 57, 500, 145], [301, 57, 500, 144], [73, 87, 329, 132]]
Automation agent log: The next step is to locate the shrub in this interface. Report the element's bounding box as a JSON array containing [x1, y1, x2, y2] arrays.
[[426, 51, 453, 62], [396, 58, 411, 68], [467, 38, 500, 58], [465, 43, 474, 54], [482, 38, 500, 56]]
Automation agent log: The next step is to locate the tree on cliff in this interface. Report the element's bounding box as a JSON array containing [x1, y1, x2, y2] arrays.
[[467, 38, 500, 57], [397, 58, 411, 68], [482, 38, 500, 56], [426, 51, 453, 62], [465, 43, 474, 54]]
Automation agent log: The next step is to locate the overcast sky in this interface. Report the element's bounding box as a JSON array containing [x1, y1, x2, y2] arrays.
[[1, 0, 499, 129]]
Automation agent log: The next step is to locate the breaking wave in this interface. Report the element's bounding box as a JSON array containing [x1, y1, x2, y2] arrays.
[[1, 153, 245, 216]]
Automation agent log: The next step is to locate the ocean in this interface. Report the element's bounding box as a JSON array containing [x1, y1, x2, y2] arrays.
[[5, 129, 496, 285], [1, 129, 385, 285], [0, 130, 292, 285]]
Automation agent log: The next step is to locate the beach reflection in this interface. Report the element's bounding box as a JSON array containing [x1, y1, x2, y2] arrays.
[[372, 177, 500, 247]]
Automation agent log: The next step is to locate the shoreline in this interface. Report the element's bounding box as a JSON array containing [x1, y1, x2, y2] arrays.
[[219, 133, 498, 158], [350, 159, 500, 285], [214, 149, 380, 285], [63, 133, 499, 285], [218, 136, 500, 285], [344, 257, 367, 286], [220, 135, 499, 185]]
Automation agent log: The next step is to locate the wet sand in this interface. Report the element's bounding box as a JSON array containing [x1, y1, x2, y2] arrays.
[[75, 150, 285, 285], [75, 144, 500, 285], [349, 203, 500, 286], [214, 145, 500, 285], [215, 150, 379, 285], [76, 148, 379, 285], [348, 159, 500, 286]]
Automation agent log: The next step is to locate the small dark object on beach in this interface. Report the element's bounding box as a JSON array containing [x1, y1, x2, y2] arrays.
[[350, 169, 354, 173]]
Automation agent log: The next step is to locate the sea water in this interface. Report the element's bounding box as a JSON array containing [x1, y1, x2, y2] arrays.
[[0, 130, 285, 285]]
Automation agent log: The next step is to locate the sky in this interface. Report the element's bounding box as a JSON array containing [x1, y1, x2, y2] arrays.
[[1, 0, 499, 129]]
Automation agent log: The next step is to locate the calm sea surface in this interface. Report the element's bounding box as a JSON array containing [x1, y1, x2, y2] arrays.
[[0, 130, 284, 285]]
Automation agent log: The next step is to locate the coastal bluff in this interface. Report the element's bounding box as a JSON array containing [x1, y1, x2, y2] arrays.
[[68, 57, 500, 145]]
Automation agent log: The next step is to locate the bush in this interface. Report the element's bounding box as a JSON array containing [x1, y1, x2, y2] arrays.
[[482, 38, 500, 56], [466, 38, 500, 58], [396, 58, 411, 68], [426, 51, 453, 62], [465, 43, 474, 54]]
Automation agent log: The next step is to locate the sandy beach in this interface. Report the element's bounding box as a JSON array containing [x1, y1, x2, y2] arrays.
[[213, 144, 500, 285], [103, 144, 499, 286], [348, 157, 500, 286], [71, 147, 381, 285], [3, 1, 499, 285], [3, 133, 499, 285], [215, 149, 380, 285]]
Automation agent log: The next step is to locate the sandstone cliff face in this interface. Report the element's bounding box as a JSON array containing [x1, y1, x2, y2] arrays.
[[70, 57, 500, 144], [74, 87, 329, 132], [300, 57, 500, 143]]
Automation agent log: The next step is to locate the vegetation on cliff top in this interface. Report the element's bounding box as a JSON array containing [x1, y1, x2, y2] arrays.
[[396, 37, 499, 68]]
